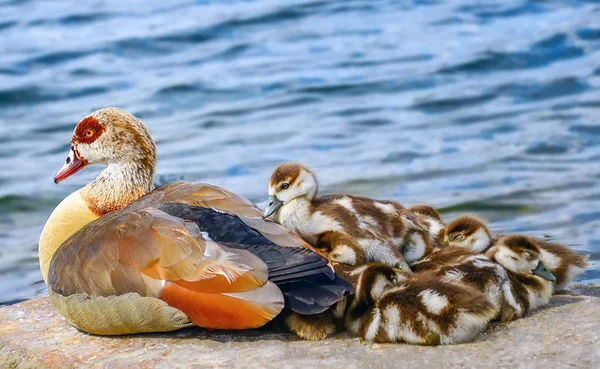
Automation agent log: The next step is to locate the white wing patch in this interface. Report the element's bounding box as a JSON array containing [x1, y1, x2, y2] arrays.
[[364, 308, 382, 341], [419, 289, 449, 315], [374, 202, 396, 214], [200, 231, 213, 241]]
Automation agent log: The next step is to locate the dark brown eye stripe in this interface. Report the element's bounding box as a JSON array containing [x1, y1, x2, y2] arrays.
[[73, 116, 104, 144]]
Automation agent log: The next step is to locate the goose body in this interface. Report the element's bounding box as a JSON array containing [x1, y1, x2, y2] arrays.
[[39, 108, 351, 336], [444, 216, 589, 289], [262, 163, 429, 267], [345, 263, 497, 345]]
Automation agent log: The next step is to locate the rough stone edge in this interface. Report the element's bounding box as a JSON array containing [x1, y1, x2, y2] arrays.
[[0, 340, 43, 369]]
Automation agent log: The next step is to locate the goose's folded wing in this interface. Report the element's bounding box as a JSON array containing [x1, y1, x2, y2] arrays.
[[153, 197, 354, 315], [137, 182, 310, 248], [48, 207, 284, 329]]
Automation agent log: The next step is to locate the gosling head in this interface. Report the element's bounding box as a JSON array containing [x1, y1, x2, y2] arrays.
[[409, 205, 443, 223], [487, 235, 556, 282], [444, 215, 492, 252], [356, 263, 408, 303], [262, 162, 318, 218]]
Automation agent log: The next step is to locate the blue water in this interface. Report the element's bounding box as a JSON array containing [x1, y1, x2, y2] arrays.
[[0, 0, 599, 305]]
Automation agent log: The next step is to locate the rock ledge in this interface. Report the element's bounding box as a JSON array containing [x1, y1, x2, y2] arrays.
[[1, 288, 599, 369]]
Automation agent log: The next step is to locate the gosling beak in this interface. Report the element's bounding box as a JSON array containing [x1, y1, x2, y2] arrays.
[[53, 147, 87, 184], [532, 261, 556, 282], [262, 195, 283, 219], [443, 234, 449, 243], [395, 260, 412, 274]]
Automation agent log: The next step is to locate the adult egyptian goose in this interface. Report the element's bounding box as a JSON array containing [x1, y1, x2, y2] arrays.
[[262, 163, 429, 267], [444, 216, 589, 289], [39, 107, 351, 336]]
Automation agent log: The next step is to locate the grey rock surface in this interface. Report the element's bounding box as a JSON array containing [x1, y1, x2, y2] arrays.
[[1, 287, 599, 369]]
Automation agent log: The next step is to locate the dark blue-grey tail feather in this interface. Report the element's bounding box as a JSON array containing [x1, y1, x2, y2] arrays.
[[224, 242, 353, 314], [157, 203, 353, 315], [280, 274, 353, 315]]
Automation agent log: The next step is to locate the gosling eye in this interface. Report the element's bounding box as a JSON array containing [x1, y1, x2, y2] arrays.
[[281, 183, 290, 190], [454, 234, 466, 242], [522, 251, 532, 259]]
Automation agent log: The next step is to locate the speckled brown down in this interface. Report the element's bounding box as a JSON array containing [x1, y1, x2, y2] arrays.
[[263, 163, 431, 268], [411, 246, 507, 311], [345, 263, 497, 345], [444, 215, 589, 289]]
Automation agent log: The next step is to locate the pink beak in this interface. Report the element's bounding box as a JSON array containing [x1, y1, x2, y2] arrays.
[[54, 147, 87, 184]]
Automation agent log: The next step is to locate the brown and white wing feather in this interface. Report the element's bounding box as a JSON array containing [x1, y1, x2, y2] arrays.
[[49, 207, 283, 330]]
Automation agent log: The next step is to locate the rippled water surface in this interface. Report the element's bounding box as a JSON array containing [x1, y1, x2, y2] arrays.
[[1, 0, 599, 305]]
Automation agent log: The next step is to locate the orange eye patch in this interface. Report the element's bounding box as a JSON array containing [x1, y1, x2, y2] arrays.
[[73, 116, 104, 144]]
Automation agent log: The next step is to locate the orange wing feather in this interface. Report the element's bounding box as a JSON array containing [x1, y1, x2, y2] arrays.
[[161, 281, 283, 329]]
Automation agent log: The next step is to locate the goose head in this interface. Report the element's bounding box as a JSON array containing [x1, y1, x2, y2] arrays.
[[444, 215, 492, 252], [262, 162, 318, 218], [487, 235, 556, 282], [54, 107, 156, 184], [53, 108, 157, 215]]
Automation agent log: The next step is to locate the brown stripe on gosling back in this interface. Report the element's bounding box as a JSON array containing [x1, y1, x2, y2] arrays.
[[378, 275, 494, 337], [410, 246, 478, 273]]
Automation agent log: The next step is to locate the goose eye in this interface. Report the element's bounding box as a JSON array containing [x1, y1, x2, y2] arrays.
[[281, 183, 290, 190], [84, 129, 95, 138]]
